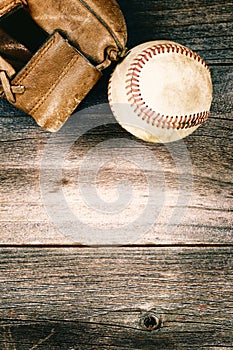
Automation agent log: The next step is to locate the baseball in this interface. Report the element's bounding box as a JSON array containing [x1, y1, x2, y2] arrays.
[[108, 40, 213, 143]]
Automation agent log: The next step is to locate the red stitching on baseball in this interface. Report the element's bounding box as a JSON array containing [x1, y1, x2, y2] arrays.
[[125, 43, 210, 130]]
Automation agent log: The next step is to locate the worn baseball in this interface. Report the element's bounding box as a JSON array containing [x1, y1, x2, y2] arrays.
[[108, 40, 213, 143]]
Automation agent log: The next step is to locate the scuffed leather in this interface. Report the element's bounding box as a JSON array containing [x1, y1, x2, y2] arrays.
[[25, 0, 127, 64], [0, 32, 102, 131], [0, 0, 127, 131]]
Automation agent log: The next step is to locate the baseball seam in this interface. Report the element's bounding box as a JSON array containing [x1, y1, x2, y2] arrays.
[[125, 43, 211, 130]]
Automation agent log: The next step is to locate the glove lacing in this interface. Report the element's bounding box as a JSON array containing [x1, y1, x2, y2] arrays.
[[97, 47, 128, 71], [0, 56, 25, 103]]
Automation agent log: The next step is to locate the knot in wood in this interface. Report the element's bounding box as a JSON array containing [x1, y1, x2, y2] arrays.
[[139, 312, 162, 332]]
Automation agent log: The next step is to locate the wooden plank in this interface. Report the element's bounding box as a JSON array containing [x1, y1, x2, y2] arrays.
[[0, 247, 232, 349], [0, 65, 232, 245], [119, 0, 233, 64], [0, 2, 232, 350], [0, 1, 232, 245]]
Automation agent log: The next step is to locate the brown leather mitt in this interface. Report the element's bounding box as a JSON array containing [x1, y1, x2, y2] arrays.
[[0, 0, 127, 131]]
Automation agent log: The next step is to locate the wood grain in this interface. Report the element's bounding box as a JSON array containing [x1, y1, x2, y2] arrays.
[[0, 65, 232, 244], [0, 247, 232, 349], [119, 0, 233, 64], [0, 1, 232, 348]]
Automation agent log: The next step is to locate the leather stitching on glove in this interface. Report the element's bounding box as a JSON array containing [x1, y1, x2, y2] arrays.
[[13, 35, 56, 86], [30, 55, 79, 115]]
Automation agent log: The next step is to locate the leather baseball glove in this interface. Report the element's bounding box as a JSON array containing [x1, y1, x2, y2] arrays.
[[0, 0, 127, 131]]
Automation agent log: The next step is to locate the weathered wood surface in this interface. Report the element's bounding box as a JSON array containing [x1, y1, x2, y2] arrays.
[[120, 0, 233, 64], [0, 247, 232, 349], [0, 1, 232, 244], [0, 1, 233, 349], [1, 64, 232, 244]]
